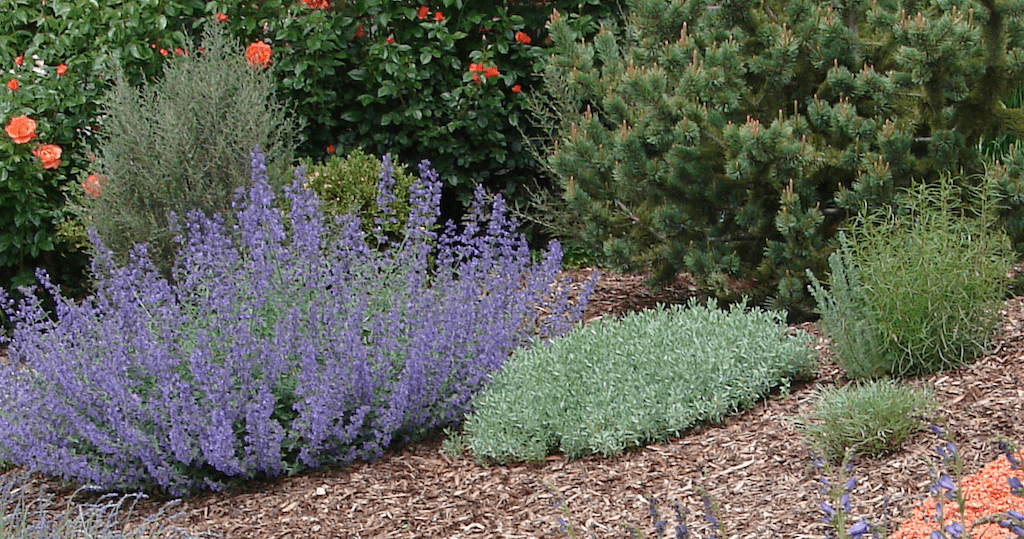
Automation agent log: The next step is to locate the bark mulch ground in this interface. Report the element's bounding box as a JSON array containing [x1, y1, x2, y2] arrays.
[[5, 269, 1024, 538]]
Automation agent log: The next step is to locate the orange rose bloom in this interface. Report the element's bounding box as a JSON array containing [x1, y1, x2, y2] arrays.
[[160, 48, 169, 57], [484, 66, 500, 78], [515, 31, 531, 44], [245, 41, 272, 68], [5, 115, 37, 144], [6, 79, 17, 91], [14, 56, 23, 66], [56, 64, 67, 76], [82, 174, 104, 197], [301, 0, 329, 7], [417, 6, 429, 19], [512, 84, 522, 94], [469, 63, 484, 73], [434, 11, 444, 21], [32, 144, 62, 169], [326, 144, 336, 155], [215, 12, 228, 22]]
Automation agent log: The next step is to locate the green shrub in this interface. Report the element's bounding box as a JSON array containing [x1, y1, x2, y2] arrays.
[[77, 24, 300, 278], [809, 179, 1013, 379], [303, 149, 417, 238], [0, 0, 205, 294], [797, 379, 936, 461], [530, 0, 1024, 313], [462, 299, 816, 464]]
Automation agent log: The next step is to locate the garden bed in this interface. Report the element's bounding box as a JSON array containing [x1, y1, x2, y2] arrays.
[[4, 270, 1024, 538]]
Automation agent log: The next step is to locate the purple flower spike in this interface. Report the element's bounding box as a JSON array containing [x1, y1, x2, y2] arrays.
[[929, 425, 945, 436], [1008, 509, 1024, 521], [844, 477, 857, 491], [937, 474, 956, 492], [945, 521, 964, 538], [0, 149, 585, 495], [930, 531, 943, 539]]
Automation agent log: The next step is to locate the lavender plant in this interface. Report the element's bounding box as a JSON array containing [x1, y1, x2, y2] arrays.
[[0, 148, 584, 495], [0, 468, 201, 538]]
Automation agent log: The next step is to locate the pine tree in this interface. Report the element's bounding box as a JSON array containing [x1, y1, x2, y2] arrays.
[[532, 0, 1024, 315]]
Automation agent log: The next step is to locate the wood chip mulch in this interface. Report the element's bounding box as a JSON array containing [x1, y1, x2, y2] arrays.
[[6, 269, 1024, 538]]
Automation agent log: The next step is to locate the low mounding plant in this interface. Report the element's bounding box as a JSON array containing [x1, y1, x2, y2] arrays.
[[0, 468, 199, 539], [78, 24, 301, 279], [303, 148, 418, 238], [462, 300, 816, 464], [0, 148, 584, 496], [808, 178, 1013, 379], [797, 379, 936, 461]]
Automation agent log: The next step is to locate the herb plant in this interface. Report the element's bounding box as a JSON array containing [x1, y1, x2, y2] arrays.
[[463, 300, 816, 464], [78, 24, 301, 279], [809, 179, 1012, 378], [0, 148, 583, 495], [798, 379, 936, 461]]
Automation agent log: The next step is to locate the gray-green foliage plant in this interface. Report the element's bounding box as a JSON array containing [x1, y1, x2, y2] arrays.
[[797, 379, 936, 461], [79, 24, 301, 278], [462, 299, 816, 464], [808, 178, 1013, 379], [303, 148, 417, 238], [529, 0, 1024, 313]]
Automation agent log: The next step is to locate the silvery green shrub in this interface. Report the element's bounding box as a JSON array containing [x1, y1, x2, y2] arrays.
[[0, 148, 584, 495], [79, 24, 301, 279], [463, 300, 815, 463]]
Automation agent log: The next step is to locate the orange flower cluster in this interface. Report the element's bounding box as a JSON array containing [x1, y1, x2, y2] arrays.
[[435, 11, 444, 21], [56, 63, 67, 76], [418, 5, 430, 19], [215, 12, 228, 22], [891, 453, 1024, 539], [515, 31, 531, 44], [7, 79, 17, 91], [469, 63, 500, 83], [246, 41, 272, 68], [301, 0, 330, 8], [32, 143, 62, 169], [13, 56, 23, 66], [5, 115, 63, 170], [512, 84, 522, 94], [82, 174, 104, 198], [5, 115, 37, 144]]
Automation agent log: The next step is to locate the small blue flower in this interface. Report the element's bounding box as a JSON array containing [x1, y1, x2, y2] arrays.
[[937, 474, 956, 492], [847, 520, 869, 539], [945, 521, 964, 538]]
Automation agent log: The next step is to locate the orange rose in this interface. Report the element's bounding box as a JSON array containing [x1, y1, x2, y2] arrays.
[[469, 63, 484, 73], [160, 48, 169, 57], [82, 174, 104, 198], [326, 144, 336, 155], [32, 144, 62, 169], [6, 79, 17, 91], [245, 41, 272, 68], [56, 64, 67, 76], [512, 84, 522, 94], [418, 6, 429, 19], [215, 12, 228, 22], [515, 31, 531, 44], [13, 56, 23, 66], [434, 11, 444, 21], [484, 66, 500, 78], [5, 115, 37, 144]]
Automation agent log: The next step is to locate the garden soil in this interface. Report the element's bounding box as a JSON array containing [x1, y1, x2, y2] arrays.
[[5, 269, 1024, 538]]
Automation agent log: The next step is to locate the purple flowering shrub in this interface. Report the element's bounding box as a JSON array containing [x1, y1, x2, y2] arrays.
[[0, 148, 583, 496]]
